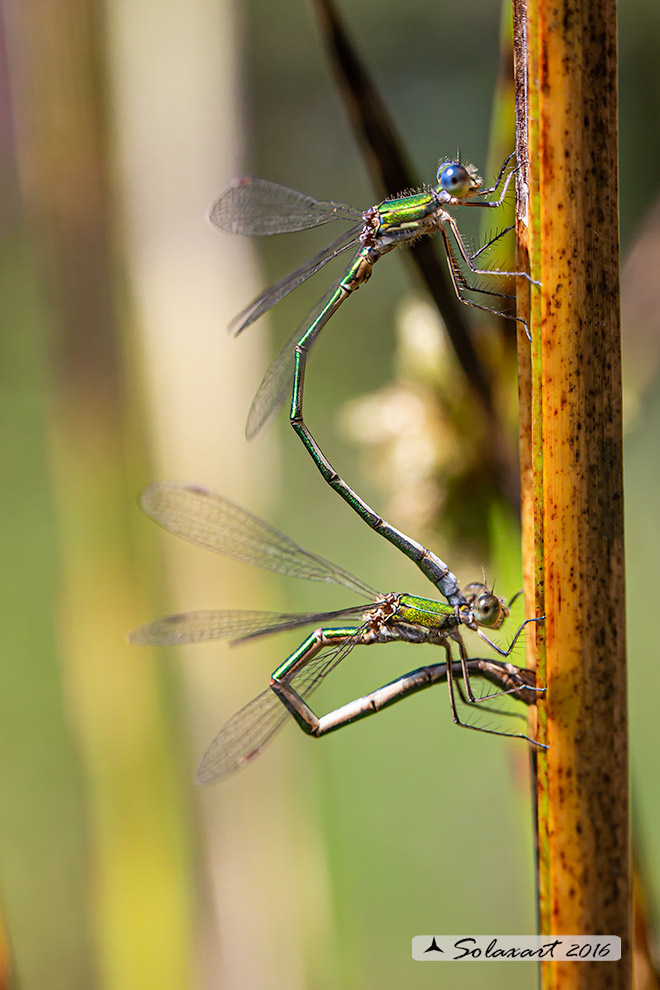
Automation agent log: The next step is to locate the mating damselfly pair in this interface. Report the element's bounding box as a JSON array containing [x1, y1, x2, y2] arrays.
[[132, 155, 543, 781]]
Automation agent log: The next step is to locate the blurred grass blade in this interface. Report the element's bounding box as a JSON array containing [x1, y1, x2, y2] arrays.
[[0, 197, 96, 990], [621, 193, 660, 416], [0, 888, 12, 989], [632, 843, 660, 989], [3, 0, 195, 985]]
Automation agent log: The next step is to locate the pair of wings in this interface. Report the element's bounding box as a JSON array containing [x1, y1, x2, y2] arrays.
[[131, 481, 380, 649], [212, 177, 367, 438], [130, 482, 383, 782]]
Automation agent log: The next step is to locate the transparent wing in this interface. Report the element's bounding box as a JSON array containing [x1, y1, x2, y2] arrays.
[[196, 686, 289, 784], [130, 604, 374, 647], [140, 482, 378, 599], [196, 629, 364, 784], [230, 224, 362, 335], [245, 277, 345, 441], [244, 324, 297, 441], [210, 177, 362, 235]]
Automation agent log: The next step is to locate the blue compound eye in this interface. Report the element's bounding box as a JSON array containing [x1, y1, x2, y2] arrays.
[[438, 163, 472, 197]]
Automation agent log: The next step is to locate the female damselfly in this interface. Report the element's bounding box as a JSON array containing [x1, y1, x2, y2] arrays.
[[131, 482, 544, 782]]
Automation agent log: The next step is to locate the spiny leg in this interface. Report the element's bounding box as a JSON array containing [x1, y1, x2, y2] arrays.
[[442, 210, 541, 327], [469, 615, 546, 700], [444, 641, 545, 746], [449, 632, 536, 707], [454, 670, 544, 707], [446, 639, 540, 732], [441, 230, 531, 339], [445, 222, 518, 288], [445, 639, 468, 725], [448, 240, 518, 302], [454, 631, 478, 704], [445, 214, 538, 285], [472, 152, 517, 199], [453, 671, 535, 722], [470, 224, 515, 264], [466, 155, 520, 206], [476, 615, 545, 659]]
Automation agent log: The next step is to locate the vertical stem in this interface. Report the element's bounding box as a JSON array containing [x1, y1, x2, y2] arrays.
[[514, 0, 630, 987]]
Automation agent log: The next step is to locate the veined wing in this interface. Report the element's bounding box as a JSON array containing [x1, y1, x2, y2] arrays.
[[196, 628, 365, 784], [230, 223, 362, 335], [244, 276, 347, 441], [244, 322, 297, 441], [130, 604, 374, 647], [210, 177, 362, 235], [140, 482, 378, 599]]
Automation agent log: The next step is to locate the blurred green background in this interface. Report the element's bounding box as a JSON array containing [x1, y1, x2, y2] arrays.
[[1, 0, 659, 987]]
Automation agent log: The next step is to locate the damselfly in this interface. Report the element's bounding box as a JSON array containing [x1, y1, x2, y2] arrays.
[[131, 482, 544, 782], [212, 153, 533, 441]]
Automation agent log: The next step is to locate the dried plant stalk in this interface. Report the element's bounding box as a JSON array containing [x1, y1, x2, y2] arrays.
[[514, 0, 630, 986]]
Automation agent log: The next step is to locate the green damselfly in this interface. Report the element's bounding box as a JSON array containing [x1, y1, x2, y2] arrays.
[[212, 156, 536, 587], [212, 154, 532, 442], [131, 482, 544, 783]]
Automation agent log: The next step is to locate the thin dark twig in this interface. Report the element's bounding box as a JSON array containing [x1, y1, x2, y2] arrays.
[[308, 0, 520, 511]]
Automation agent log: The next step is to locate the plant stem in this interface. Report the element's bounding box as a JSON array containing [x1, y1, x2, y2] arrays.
[[514, 0, 630, 986]]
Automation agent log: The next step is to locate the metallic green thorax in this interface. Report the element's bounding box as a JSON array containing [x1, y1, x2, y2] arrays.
[[375, 191, 438, 228], [395, 594, 455, 630]]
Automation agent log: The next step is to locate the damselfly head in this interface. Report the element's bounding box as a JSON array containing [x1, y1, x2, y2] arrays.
[[464, 582, 508, 629], [436, 161, 481, 199]]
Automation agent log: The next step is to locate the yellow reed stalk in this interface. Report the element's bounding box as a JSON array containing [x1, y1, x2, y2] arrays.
[[514, 0, 630, 986]]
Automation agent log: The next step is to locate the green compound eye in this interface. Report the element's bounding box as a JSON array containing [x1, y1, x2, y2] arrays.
[[473, 592, 504, 628], [437, 163, 472, 197]]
